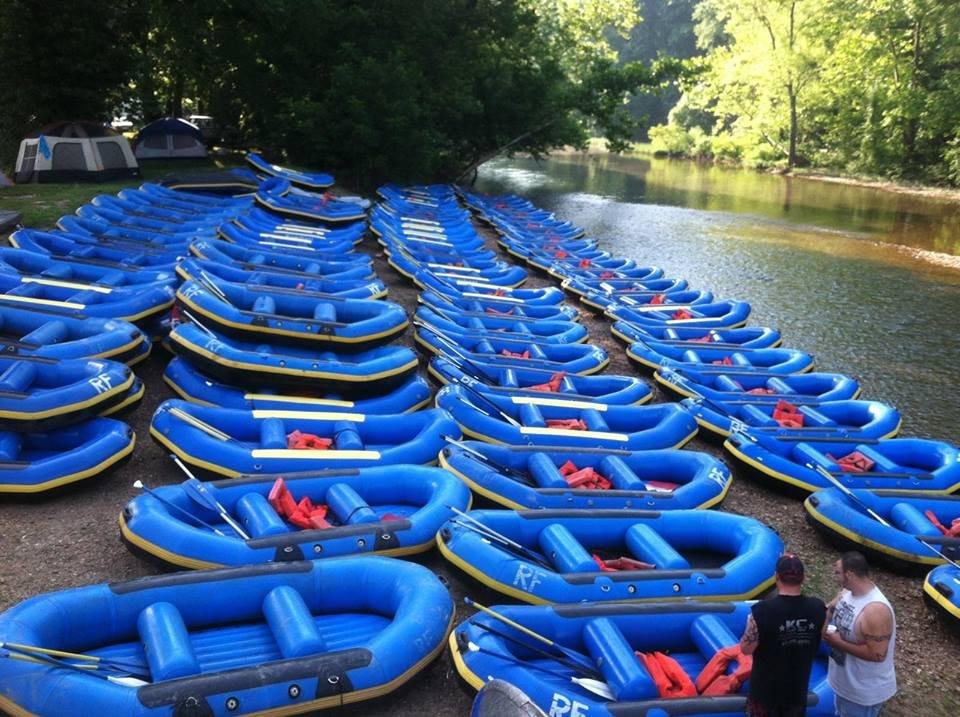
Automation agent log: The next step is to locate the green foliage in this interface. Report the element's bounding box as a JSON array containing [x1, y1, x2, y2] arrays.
[[0, 0, 677, 186], [653, 0, 960, 184]]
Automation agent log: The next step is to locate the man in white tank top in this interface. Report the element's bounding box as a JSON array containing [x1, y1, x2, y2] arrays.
[[823, 551, 897, 716]]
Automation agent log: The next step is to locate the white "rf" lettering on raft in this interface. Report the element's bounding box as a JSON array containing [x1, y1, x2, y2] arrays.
[[548, 693, 589, 717], [512, 563, 545, 593]]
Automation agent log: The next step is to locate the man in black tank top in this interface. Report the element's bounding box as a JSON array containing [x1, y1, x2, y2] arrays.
[[739, 553, 827, 716]]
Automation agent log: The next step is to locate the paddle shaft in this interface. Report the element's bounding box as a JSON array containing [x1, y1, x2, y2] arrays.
[[442, 436, 535, 485], [472, 622, 603, 679], [171, 456, 251, 540], [135, 481, 226, 536]]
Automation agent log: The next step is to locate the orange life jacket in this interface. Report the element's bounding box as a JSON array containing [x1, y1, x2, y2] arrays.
[[636, 651, 697, 698], [557, 460, 611, 490], [712, 356, 734, 366], [694, 644, 753, 696], [529, 371, 566, 393], [772, 399, 805, 428], [287, 430, 333, 450], [268, 478, 333, 530], [547, 418, 588, 431], [592, 554, 655, 571], [650, 293, 667, 305], [672, 309, 693, 320], [500, 349, 531, 359], [827, 450, 875, 473], [578, 259, 591, 268], [925, 510, 960, 537]]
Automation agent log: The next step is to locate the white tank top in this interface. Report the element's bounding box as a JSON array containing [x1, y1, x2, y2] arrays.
[[827, 585, 897, 704]]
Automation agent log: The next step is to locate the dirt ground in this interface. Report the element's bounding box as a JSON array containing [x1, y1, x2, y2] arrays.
[[0, 216, 957, 716]]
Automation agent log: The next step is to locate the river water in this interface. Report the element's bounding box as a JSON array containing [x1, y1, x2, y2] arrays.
[[475, 154, 960, 441]]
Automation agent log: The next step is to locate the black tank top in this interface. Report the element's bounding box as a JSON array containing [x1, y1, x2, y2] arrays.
[[749, 594, 827, 707]]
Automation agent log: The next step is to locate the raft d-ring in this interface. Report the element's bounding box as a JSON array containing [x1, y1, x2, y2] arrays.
[[313, 544, 323, 553], [328, 675, 340, 685], [600, 584, 610, 592], [289, 684, 301, 699], [672, 583, 682, 592], [627, 585, 636, 594], [226, 696, 240, 711], [357, 538, 366, 547]]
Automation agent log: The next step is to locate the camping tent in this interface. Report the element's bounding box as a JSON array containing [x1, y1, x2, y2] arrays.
[[134, 117, 208, 160], [14, 121, 140, 184]]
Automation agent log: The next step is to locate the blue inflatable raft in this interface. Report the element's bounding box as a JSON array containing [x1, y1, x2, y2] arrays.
[[924, 564, 960, 632], [0, 306, 149, 365], [415, 307, 586, 345], [0, 558, 452, 715], [628, 339, 813, 375], [415, 327, 609, 375], [0, 417, 135, 494], [435, 385, 698, 450], [804, 489, 960, 569], [255, 178, 368, 223], [451, 602, 835, 716], [655, 366, 862, 404], [611, 321, 781, 350], [150, 400, 460, 477], [419, 290, 580, 322], [438, 509, 781, 604], [175, 280, 408, 349], [606, 300, 752, 330], [0, 354, 137, 430], [724, 432, 960, 495], [168, 323, 420, 394], [163, 357, 432, 414], [8, 229, 184, 267], [439, 442, 731, 510], [246, 152, 334, 190], [682, 398, 902, 442], [428, 355, 652, 406], [121, 466, 471, 569], [415, 271, 566, 305]]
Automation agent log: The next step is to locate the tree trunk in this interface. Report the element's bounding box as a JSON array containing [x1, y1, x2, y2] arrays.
[[788, 85, 798, 169], [171, 72, 185, 118]]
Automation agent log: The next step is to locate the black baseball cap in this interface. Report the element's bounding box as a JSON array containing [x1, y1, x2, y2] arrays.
[[776, 553, 805, 584]]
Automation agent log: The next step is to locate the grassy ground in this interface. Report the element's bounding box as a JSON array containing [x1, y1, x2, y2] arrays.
[[0, 155, 247, 228]]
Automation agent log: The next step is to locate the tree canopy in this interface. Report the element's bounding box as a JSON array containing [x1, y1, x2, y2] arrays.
[[0, 0, 678, 186], [648, 0, 960, 184]]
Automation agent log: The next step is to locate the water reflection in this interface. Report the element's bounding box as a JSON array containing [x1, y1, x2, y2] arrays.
[[475, 155, 960, 441]]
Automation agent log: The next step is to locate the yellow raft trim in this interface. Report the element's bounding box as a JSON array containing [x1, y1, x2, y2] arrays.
[[0, 372, 134, 421], [170, 334, 419, 383], [0, 433, 135, 494], [804, 500, 943, 566], [448, 629, 486, 692], [0, 608, 454, 717], [437, 531, 773, 605], [924, 571, 960, 620], [99, 381, 146, 417], [177, 294, 408, 346]]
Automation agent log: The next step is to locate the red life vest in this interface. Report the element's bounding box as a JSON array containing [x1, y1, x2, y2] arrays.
[[672, 309, 693, 320], [772, 399, 805, 428], [925, 511, 960, 537], [547, 418, 588, 431], [712, 356, 734, 366], [287, 430, 333, 450], [592, 554, 654, 571], [500, 349, 531, 359], [694, 644, 753, 696], [578, 259, 592, 268], [827, 451, 875, 473], [268, 478, 333, 530], [529, 371, 566, 393], [636, 651, 697, 698], [557, 460, 611, 490], [650, 293, 667, 305]]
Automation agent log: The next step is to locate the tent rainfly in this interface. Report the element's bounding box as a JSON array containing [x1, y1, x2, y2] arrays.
[[134, 117, 208, 160], [14, 121, 140, 184]]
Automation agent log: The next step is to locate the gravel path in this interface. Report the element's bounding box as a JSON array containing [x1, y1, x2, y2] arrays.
[[0, 217, 957, 716]]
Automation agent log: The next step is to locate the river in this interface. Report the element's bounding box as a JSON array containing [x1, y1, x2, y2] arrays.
[[475, 153, 960, 441]]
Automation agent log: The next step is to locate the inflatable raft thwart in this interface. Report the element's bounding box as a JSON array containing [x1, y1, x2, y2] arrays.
[[438, 509, 781, 604], [451, 602, 835, 717], [175, 281, 408, 350], [724, 432, 960, 495], [168, 323, 420, 395], [655, 367, 862, 404], [436, 385, 697, 450], [121, 466, 472, 569], [163, 357, 432, 414], [428, 356, 653, 406], [439, 442, 731, 511], [804, 489, 960, 569], [0, 418, 135, 494], [924, 564, 960, 632], [0, 558, 452, 716], [150, 400, 460, 478], [682, 398, 902, 442]]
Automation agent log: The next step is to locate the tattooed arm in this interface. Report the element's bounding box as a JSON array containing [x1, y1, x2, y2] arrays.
[[739, 614, 760, 656], [822, 602, 893, 662]]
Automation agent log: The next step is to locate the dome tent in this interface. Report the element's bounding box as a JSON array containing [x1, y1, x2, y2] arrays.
[[134, 117, 208, 160], [14, 121, 140, 184]]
